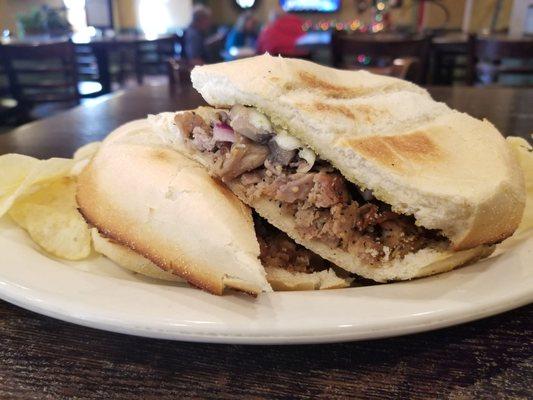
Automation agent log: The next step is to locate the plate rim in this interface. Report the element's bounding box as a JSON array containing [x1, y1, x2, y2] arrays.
[[1, 286, 531, 344], [0, 220, 532, 344]]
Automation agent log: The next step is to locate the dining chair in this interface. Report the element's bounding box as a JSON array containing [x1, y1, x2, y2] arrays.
[[74, 43, 104, 97], [467, 35, 533, 86], [331, 32, 430, 83], [0, 45, 18, 124], [428, 31, 469, 85], [1, 39, 80, 117], [135, 35, 178, 85]]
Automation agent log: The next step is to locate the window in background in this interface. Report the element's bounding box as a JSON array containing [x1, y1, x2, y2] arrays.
[[235, 0, 258, 8], [280, 0, 341, 13], [138, 0, 172, 38], [63, 0, 88, 32], [137, 0, 192, 38]]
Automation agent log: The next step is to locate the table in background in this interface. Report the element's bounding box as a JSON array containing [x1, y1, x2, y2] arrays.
[[0, 84, 531, 399], [73, 33, 178, 95], [1, 84, 530, 158], [1, 34, 178, 97]]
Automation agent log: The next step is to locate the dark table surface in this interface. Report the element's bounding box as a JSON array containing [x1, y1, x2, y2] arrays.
[[0, 84, 531, 399]]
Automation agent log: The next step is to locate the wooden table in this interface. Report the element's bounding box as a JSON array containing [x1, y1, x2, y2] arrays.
[[0, 84, 531, 399]]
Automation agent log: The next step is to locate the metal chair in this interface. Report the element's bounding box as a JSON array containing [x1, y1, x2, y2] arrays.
[[331, 33, 430, 83]]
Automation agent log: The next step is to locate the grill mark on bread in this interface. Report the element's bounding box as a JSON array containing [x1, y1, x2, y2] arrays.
[[344, 132, 442, 170], [295, 102, 387, 124], [312, 102, 355, 119], [77, 204, 230, 295], [287, 71, 397, 99], [148, 148, 174, 163]]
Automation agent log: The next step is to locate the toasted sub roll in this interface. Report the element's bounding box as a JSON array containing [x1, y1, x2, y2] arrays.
[[147, 55, 524, 282]]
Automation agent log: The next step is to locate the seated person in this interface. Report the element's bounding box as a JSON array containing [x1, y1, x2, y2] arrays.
[[256, 10, 306, 57], [184, 5, 224, 65], [224, 11, 259, 56]]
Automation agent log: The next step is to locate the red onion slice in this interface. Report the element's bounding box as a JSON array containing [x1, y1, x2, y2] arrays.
[[212, 123, 236, 143]]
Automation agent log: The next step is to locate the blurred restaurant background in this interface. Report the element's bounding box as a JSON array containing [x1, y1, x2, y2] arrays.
[[0, 0, 532, 132]]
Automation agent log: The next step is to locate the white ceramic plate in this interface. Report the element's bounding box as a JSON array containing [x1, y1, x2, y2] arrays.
[[0, 217, 531, 344]]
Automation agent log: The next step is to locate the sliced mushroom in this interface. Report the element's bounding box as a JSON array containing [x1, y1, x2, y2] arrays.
[[229, 105, 272, 143], [268, 138, 296, 166]]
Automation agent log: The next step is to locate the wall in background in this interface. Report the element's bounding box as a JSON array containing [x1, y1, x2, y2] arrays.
[[0, 0, 64, 33], [207, 0, 512, 32], [0, 0, 513, 35], [0, 0, 191, 34]]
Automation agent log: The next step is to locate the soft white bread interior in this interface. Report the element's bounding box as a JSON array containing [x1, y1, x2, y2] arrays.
[[151, 111, 495, 282], [77, 119, 272, 295], [233, 193, 494, 282], [190, 54, 525, 250], [265, 266, 351, 291], [91, 228, 184, 282]]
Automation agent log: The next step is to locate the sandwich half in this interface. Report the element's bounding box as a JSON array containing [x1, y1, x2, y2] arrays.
[[76, 118, 351, 294], [151, 54, 525, 282]]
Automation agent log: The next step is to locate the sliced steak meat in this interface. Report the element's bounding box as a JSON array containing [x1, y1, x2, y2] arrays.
[[349, 234, 385, 266], [380, 218, 427, 258], [177, 107, 441, 267], [308, 172, 350, 208], [330, 203, 359, 243], [174, 111, 209, 138], [256, 216, 333, 274], [215, 136, 269, 182], [240, 171, 264, 186], [273, 173, 316, 203], [191, 126, 216, 152], [354, 203, 381, 231]]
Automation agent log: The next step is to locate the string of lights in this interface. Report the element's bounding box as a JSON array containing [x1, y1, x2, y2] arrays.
[[301, 0, 391, 33]]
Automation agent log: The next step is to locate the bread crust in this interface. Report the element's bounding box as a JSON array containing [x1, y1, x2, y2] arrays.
[[91, 228, 184, 282], [190, 55, 525, 249], [231, 191, 495, 282], [155, 111, 497, 282], [92, 226, 352, 291], [265, 266, 351, 291], [76, 120, 271, 295]]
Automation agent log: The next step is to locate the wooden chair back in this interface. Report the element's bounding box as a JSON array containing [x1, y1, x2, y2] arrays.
[[1, 40, 80, 106], [135, 35, 178, 84], [0, 45, 12, 98], [332, 33, 430, 83], [467, 35, 533, 85]]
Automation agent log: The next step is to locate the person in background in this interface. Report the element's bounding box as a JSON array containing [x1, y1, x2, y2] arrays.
[[184, 5, 223, 65], [256, 10, 306, 57], [224, 11, 259, 53]]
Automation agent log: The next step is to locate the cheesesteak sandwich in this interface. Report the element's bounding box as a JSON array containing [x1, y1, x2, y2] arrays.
[[77, 119, 351, 295], [152, 54, 525, 282]]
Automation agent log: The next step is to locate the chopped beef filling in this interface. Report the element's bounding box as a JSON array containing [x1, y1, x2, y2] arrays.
[[255, 216, 334, 274], [176, 107, 442, 266]]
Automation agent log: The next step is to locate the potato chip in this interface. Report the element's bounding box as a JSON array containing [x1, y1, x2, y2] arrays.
[[8, 177, 91, 260], [0, 156, 75, 218], [73, 141, 101, 161], [507, 136, 533, 234], [70, 141, 101, 176], [0, 154, 40, 196]]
